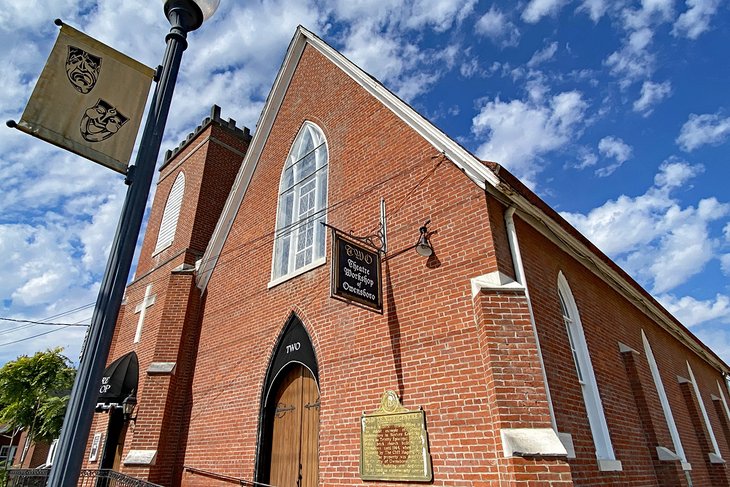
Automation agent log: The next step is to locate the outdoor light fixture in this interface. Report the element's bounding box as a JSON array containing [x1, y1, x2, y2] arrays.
[[415, 220, 433, 257], [163, 0, 220, 31], [122, 393, 138, 423], [48, 2, 219, 486]]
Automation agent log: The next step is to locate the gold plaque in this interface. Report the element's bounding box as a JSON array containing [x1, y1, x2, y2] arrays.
[[360, 391, 433, 481]]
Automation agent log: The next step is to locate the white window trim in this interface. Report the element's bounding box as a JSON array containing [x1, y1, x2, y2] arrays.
[[557, 272, 620, 469], [686, 362, 724, 462], [268, 257, 327, 289], [154, 171, 185, 255], [642, 330, 691, 470], [269, 121, 329, 284]]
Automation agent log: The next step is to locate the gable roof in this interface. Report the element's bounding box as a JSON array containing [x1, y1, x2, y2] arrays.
[[195, 26, 728, 374], [196, 25, 501, 292]]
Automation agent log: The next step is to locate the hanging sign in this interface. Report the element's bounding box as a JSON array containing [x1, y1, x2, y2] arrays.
[[12, 23, 154, 174], [331, 231, 382, 312]]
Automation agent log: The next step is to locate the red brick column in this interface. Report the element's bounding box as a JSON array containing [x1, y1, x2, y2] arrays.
[[474, 286, 574, 485], [121, 270, 201, 486], [679, 380, 730, 486], [621, 348, 688, 486]]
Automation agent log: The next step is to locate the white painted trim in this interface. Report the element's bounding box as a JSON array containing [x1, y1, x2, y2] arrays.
[[687, 362, 723, 459], [717, 380, 730, 423], [498, 189, 729, 375], [267, 257, 327, 289], [642, 330, 688, 465], [558, 272, 616, 462], [269, 121, 329, 283], [505, 207, 557, 431]]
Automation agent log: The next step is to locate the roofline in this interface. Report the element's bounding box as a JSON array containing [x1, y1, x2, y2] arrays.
[[196, 26, 501, 291], [485, 161, 730, 374], [194, 28, 728, 375]]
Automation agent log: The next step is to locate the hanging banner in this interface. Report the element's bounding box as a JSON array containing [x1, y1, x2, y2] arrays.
[[13, 23, 154, 174], [331, 231, 383, 312]]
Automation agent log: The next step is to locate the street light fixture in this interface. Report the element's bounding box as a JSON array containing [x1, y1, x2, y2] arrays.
[[47, 2, 218, 486]]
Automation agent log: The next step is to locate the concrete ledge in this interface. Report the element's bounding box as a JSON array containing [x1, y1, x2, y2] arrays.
[[124, 449, 157, 466], [656, 446, 679, 461], [709, 452, 725, 464], [557, 432, 576, 459], [147, 362, 177, 375], [501, 428, 567, 458], [682, 461, 692, 471], [471, 271, 524, 297], [618, 342, 639, 355], [597, 458, 623, 471]]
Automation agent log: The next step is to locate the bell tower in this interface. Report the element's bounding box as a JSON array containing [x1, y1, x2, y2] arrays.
[[90, 105, 251, 486]]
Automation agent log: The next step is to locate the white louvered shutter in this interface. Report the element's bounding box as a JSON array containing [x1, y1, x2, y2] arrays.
[[154, 172, 185, 254]]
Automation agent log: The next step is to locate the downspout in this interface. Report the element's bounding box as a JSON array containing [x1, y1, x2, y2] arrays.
[[505, 206, 558, 430]]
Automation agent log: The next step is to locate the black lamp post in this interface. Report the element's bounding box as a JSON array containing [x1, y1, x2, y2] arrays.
[[47, 1, 219, 486]]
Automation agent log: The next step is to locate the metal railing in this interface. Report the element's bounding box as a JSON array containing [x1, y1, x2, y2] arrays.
[[4, 469, 162, 487]]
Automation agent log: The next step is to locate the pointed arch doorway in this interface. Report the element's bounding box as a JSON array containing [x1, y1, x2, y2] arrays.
[[257, 316, 319, 487]]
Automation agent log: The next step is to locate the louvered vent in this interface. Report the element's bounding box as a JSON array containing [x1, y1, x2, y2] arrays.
[[154, 172, 185, 254]]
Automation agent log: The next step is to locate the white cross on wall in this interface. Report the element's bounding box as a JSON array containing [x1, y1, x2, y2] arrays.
[[133, 284, 156, 343]]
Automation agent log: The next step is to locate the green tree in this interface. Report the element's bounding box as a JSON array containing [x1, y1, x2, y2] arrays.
[[0, 348, 75, 465]]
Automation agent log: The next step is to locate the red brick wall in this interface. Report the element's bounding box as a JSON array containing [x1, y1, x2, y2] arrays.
[[181, 44, 555, 486], [91, 37, 730, 487], [83, 117, 248, 478], [511, 206, 730, 486]]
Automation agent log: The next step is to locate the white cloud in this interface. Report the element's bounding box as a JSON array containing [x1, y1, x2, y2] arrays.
[[475, 6, 520, 47], [577, 0, 608, 22], [673, 0, 721, 39], [658, 294, 730, 327], [633, 80, 672, 116], [522, 0, 571, 23], [472, 90, 588, 186], [676, 112, 730, 152], [527, 42, 558, 68], [573, 147, 598, 170], [721, 254, 730, 275], [563, 159, 729, 294], [596, 136, 633, 177], [694, 328, 730, 364], [605, 28, 656, 88], [604, 1, 676, 89]]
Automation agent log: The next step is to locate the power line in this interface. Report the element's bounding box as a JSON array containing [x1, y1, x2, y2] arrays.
[[0, 317, 90, 327], [1, 151, 445, 344], [0, 326, 76, 347]]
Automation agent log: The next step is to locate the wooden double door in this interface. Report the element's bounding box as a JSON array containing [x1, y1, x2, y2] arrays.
[[268, 364, 319, 487]]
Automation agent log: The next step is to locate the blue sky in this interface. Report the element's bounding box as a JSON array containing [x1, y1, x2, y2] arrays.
[[0, 0, 728, 366]]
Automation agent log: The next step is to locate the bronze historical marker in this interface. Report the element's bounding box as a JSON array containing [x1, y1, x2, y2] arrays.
[[360, 391, 432, 481]]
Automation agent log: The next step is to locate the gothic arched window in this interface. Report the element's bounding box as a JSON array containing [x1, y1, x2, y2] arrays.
[[272, 122, 328, 281], [557, 272, 620, 470]]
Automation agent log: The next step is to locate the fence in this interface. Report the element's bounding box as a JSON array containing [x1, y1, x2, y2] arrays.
[[4, 469, 162, 487]]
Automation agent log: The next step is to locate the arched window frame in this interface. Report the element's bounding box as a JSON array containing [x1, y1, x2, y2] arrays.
[[270, 122, 329, 285], [154, 171, 185, 254], [557, 272, 620, 470]]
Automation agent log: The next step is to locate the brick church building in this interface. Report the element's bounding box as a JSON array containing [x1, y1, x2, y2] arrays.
[[86, 27, 730, 486]]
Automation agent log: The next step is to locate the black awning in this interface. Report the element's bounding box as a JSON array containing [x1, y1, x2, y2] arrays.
[[97, 351, 139, 404]]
